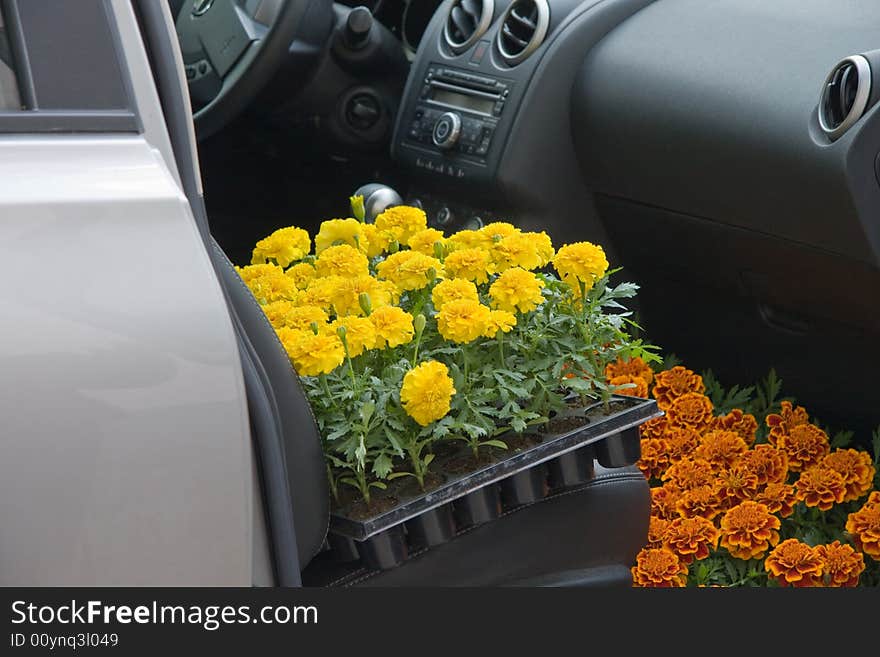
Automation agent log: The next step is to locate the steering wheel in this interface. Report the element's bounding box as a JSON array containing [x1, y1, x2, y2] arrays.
[[174, 0, 330, 140]]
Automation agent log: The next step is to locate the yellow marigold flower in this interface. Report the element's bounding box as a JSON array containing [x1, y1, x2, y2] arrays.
[[754, 482, 798, 518], [490, 231, 555, 272], [609, 375, 649, 398], [822, 448, 876, 502], [251, 226, 311, 268], [331, 316, 377, 357], [663, 516, 720, 564], [651, 485, 680, 520], [694, 430, 749, 471], [400, 360, 456, 427], [716, 464, 760, 509], [236, 263, 284, 283], [444, 247, 494, 284], [815, 541, 865, 587], [315, 218, 367, 254], [846, 495, 880, 559], [270, 304, 329, 332], [376, 250, 443, 292], [276, 327, 344, 377], [766, 400, 810, 446], [285, 262, 317, 290], [436, 299, 491, 344], [719, 501, 781, 560], [710, 409, 758, 446], [665, 392, 714, 431], [261, 300, 297, 329], [489, 267, 545, 313], [299, 275, 344, 312], [639, 416, 667, 441], [374, 205, 427, 246], [638, 439, 670, 480], [361, 222, 390, 258], [407, 228, 447, 256], [794, 467, 846, 511], [652, 366, 705, 411], [432, 278, 479, 310], [483, 309, 517, 338], [631, 548, 688, 588], [479, 221, 519, 241], [675, 485, 722, 521], [329, 275, 397, 317], [315, 244, 370, 280], [605, 356, 654, 385], [369, 306, 415, 348], [662, 457, 715, 491], [551, 241, 609, 292], [737, 444, 789, 487], [777, 423, 830, 473], [647, 516, 671, 548], [664, 426, 701, 462], [765, 539, 824, 587], [245, 269, 299, 305], [446, 229, 491, 252]]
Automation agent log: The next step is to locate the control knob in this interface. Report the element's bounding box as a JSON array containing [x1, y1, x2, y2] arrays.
[[432, 112, 462, 150]]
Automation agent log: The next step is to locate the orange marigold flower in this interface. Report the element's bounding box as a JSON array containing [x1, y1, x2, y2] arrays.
[[710, 409, 758, 446], [665, 393, 714, 431], [675, 485, 723, 521], [719, 501, 781, 560], [754, 482, 797, 518], [647, 516, 671, 549], [716, 464, 761, 509], [765, 400, 810, 446], [610, 374, 649, 398], [638, 439, 670, 481], [662, 457, 715, 491], [822, 449, 876, 502], [694, 430, 749, 471], [663, 516, 720, 564], [794, 467, 846, 511], [846, 496, 880, 559], [652, 366, 705, 411], [639, 416, 668, 441], [631, 548, 689, 588], [651, 486, 681, 520], [737, 444, 789, 486], [764, 539, 824, 587], [815, 541, 865, 587], [605, 356, 654, 385], [664, 426, 701, 462], [777, 423, 830, 473]]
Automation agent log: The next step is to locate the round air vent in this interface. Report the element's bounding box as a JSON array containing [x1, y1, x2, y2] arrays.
[[818, 55, 871, 141], [496, 0, 549, 66], [443, 0, 494, 54]]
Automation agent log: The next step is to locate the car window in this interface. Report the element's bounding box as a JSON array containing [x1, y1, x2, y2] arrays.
[[0, 8, 22, 111]]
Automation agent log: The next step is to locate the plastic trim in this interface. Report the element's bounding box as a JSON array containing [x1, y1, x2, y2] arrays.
[[818, 55, 871, 141], [496, 0, 550, 67], [443, 0, 494, 54]]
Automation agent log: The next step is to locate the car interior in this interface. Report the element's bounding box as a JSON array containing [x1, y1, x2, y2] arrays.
[[151, 0, 880, 585]]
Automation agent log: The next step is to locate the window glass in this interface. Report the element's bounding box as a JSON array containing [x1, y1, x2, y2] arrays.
[[0, 8, 23, 111]]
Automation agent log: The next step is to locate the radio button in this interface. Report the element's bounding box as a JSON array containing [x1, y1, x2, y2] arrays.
[[432, 112, 462, 150]]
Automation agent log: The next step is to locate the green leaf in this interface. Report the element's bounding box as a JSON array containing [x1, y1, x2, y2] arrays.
[[481, 439, 509, 450], [371, 453, 393, 479], [423, 453, 436, 467], [830, 430, 854, 449], [360, 401, 375, 427]]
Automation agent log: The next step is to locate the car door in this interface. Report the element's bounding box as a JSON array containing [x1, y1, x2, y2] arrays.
[[0, 0, 266, 585]]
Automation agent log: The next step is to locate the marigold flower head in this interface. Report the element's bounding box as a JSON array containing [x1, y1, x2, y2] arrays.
[[444, 247, 494, 284], [815, 541, 865, 587], [361, 222, 390, 258], [446, 229, 490, 252], [638, 439, 670, 480], [845, 495, 880, 559], [664, 426, 701, 462], [277, 328, 344, 377], [652, 366, 705, 411], [651, 485, 680, 520], [407, 228, 447, 256], [710, 409, 758, 446], [647, 516, 671, 548], [260, 300, 296, 329], [369, 306, 415, 348], [331, 316, 377, 357], [631, 548, 688, 588], [795, 466, 846, 511], [737, 444, 789, 486], [663, 516, 720, 564], [376, 250, 443, 292], [639, 416, 667, 441], [552, 241, 609, 293], [328, 275, 397, 317], [400, 361, 456, 427], [610, 375, 649, 398], [662, 457, 715, 491], [716, 464, 760, 509], [675, 485, 722, 521], [665, 393, 714, 431], [479, 221, 519, 241], [315, 244, 370, 280], [719, 501, 781, 560], [267, 304, 329, 332], [490, 231, 555, 272], [245, 269, 299, 305], [489, 267, 545, 313], [776, 423, 830, 473], [483, 309, 517, 338], [431, 278, 479, 310], [374, 205, 427, 246], [754, 482, 797, 518], [694, 430, 749, 471], [436, 299, 491, 344], [236, 263, 284, 283], [766, 400, 810, 446], [298, 275, 341, 312], [764, 539, 824, 587], [605, 356, 654, 385], [285, 262, 317, 290], [251, 226, 311, 268], [822, 448, 876, 502], [314, 218, 367, 254]]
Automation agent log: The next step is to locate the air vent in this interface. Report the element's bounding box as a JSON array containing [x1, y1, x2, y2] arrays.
[[443, 0, 494, 54], [818, 55, 872, 141], [496, 0, 549, 66]]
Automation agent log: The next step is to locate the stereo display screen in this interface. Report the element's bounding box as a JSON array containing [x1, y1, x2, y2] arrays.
[[430, 88, 495, 115]]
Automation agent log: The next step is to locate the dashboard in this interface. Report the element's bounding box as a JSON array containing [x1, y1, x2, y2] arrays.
[[337, 0, 442, 58]]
